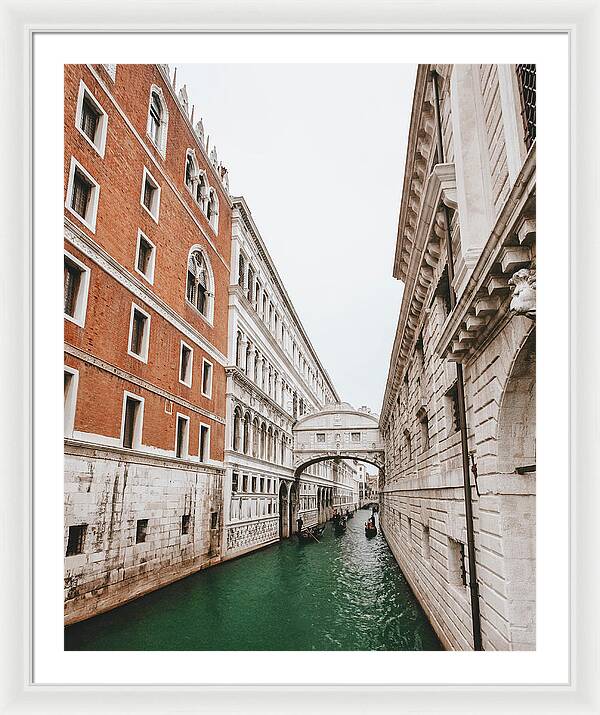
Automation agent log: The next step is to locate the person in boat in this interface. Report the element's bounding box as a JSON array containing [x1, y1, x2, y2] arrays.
[[297, 516, 303, 534]]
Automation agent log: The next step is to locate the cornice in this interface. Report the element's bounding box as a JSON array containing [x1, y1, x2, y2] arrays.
[[226, 365, 292, 423]]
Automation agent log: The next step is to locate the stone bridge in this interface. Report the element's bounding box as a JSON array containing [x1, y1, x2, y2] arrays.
[[292, 402, 385, 478]]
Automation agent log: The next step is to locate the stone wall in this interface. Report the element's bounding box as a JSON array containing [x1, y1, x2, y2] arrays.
[[64, 443, 223, 625]]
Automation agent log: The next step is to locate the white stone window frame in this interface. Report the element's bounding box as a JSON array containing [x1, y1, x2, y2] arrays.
[[63, 365, 79, 437], [140, 166, 161, 224], [199, 421, 211, 463], [178, 339, 194, 388], [207, 187, 219, 233], [174, 412, 190, 459], [75, 80, 108, 158], [120, 391, 145, 450], [201, 358, 213, 399], [127, 301, 151, 364], [146, 84, 169, 158], [63, 249, 91, 328], [65, 156, 101, 233], [134, 228, 156, 285], [185, 244, 215, 326]]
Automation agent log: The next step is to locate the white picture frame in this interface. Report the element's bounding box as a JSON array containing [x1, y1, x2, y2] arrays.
[[1, 1, 596, 712]]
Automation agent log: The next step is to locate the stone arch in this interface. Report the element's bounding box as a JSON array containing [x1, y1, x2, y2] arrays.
[[497, 329, 536, 474]]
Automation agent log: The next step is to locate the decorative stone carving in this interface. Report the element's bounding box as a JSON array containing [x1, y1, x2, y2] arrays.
[[195, 118, 205, 143], [509, 268, 536, 320], [178, 84, 189, 114]]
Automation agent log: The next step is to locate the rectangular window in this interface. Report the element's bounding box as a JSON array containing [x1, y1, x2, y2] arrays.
[[71, 169, 92, 218], [418, 409, 430, 452], [242, 474, 248, 492], [181, 514, 191, 535], [251, 476, 257, 493], [516, 64, 536, 150], [64, 251, 90, 328], [179, 342, 193, 387], [266, 479, 271, 493], [199, 424, 210, 462], [260, 477, 265, 493], [66, 524, 87, 557], [66, 158, 100, 232], [316, 433, 325, 443], [351, 432, 361, 443], [64, 367, 79, 437], [201, 359, 213, 398], [135, 230, 156, 283], [122, 395, 142, 449], [422, 525, 431, 561], [448, 537, 467, 588], [140, 167, 161, 222], [136, 519, 148, 544], [128, 303, 151, 362], [232, 472, 239, 492], [210, 512, 218, 530], [80, 95, 101, 142], [175, 414, 189, 459]]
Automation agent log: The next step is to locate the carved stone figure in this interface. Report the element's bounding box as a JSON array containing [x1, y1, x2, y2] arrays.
[[509, 268, 536, 320]]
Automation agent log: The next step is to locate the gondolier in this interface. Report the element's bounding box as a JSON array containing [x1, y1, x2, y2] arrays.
[[297, 516, 303, 534]]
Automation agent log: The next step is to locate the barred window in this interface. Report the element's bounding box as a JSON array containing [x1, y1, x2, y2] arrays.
[[80, 96, 101, 141], [71, 169, 92, 219], [516, 64, 536, 150], [66, 524, 87, 556], [64, 258, 82, 317], [149, 91, 162, 144]]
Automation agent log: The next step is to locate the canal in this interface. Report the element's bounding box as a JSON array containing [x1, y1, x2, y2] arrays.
[[65, 511, 441, 651]]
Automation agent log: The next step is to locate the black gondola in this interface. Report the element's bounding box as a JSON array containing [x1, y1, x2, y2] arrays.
[[365, 518, 377, 537], [346, 509, 354, 519], [334, 517, 347, 535], [298, 524, 325, 543]]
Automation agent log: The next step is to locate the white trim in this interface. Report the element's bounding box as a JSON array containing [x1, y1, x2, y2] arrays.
[[102, 63, 116, 82], [185, 243, 215, 325], [134, 228, 156, 285], [119, 390, 145, 450], [127, 301, 151, 364], [199, 421, 211, 463], [74, 79, 108, 158], [146, 83, 169, 158], [178, 339, 194, 387], [174, 412, 190, 459], [140, 165, 161, 223], [201, 357, 213, 399], [64, 156, 100, 233], [63, 365, 79, 437], [63, 248, 90, 328]]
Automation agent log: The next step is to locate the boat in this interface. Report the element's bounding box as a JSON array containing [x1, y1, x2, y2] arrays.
[[365, 519, 377, 537], [298, 524, 325, 543], [346, 510, 354, 519], [334, 517, 347, 535]]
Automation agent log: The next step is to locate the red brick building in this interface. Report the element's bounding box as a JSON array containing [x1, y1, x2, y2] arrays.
[[63, 64, 232, 623]]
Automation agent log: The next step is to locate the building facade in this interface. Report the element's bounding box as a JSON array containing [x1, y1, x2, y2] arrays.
[[64, 64, 232, 623], [223, 198, 343, 558], [380, 64, 536, 650]]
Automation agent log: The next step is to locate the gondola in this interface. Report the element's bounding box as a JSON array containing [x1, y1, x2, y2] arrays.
[[334, 517, 347, 535], [298, 524, 325, 543], [346, 510, 354, 519], [365, 519, 377, 537]]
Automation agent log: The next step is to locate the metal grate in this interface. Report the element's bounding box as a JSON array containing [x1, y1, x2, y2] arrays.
[[516, 64, 536, 149]]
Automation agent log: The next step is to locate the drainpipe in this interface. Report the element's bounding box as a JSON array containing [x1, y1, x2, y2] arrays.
[[431, 69, 483, 651]]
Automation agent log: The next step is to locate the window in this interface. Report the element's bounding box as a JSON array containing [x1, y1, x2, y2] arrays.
[[186, 249, 213, 320], [351, 432, 361, 443], [128, 303, 151, 362], [66, 158, 100, 232], [185, 153, 195, 190], [201, 359, 213, 398], [316, 433, 325, 444], [175, 414, 189, 459], [181, 514, 191, 535], [75, 81, 108, 156], [207, 188, 219, 231], [64, 367, 79, 437], [210, 512, 218, 530], [448, 537, 467, 588], [136, 518, 148, 544], [260, 477, 265, 493], [196, 172, 208, 209], [516, 64, 536, 150], [179, 341, 193, 387], [63, 251, 90, 327], [135, 230, 156, 283], [422, 525, 431, 561], [242, 474, 248, 492], [445, 382, 460, 434], [435, 267, 452, 320], [418, 409, 430, 452], [199, 424, 210, 462], [404, 429, 412, 462], [122, 394, 143, 449], [140, 167, 161, 222], [66, 524, 87, 557], [232, 472, 239, 492], [252, 476, 257, 493], [147, 86, 168, 154], [238, 253, 246, 288]]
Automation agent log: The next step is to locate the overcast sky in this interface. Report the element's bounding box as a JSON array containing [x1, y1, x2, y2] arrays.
[[177, 63, 416, 415]]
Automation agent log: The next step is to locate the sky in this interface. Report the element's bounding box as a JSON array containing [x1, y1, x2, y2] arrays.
[[177, 63, 416, 415]]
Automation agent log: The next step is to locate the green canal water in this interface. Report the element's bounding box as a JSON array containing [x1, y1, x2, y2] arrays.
[[64, 512, 441, 651]]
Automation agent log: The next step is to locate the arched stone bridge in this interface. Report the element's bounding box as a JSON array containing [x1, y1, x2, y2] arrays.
[[292, 402, 385, 478]]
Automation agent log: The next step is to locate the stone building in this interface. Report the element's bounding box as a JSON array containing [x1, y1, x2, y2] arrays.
[[223, 197, 342, 557], [64, 64, 232, 623], [380, 64, 536, 650]]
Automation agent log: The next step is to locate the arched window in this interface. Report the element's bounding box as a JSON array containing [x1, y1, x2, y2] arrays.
[[252, 418, 260, 458], [147, 86, 168, 154], [186, 248, 213, 320], [235, 331, 243, 367], [232, 406, 243, 451], [207, 188, 219, 230], [260, 423, 267, 460], [238, 253, 246, 288], [245, 342, 252, 376], [243, 412, 251, 455], [196, 171, 208, 209], [185, 153, 195, 190]]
